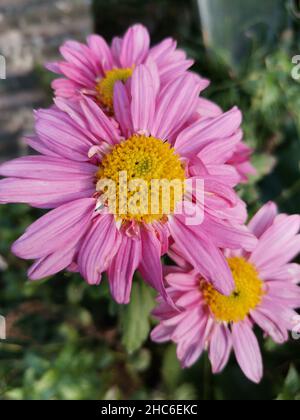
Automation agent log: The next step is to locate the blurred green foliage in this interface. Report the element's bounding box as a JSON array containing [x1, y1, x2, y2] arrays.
[[0, 0, 300, 400]]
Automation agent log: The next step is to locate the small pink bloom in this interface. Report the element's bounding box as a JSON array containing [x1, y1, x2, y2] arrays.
[[151, 202, 300, 383], [46, 24, 197, 111]]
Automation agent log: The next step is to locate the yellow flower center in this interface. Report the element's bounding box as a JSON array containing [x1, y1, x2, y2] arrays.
[[201, 257, 264, 323], [96, 134, 186, 224], [96, 67, 133, 111]]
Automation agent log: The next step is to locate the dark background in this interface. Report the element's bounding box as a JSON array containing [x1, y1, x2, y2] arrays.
[[0, 0, 299, 400]]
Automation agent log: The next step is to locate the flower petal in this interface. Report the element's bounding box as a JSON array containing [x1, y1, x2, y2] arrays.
[[168, 215, 234, 295], [151, 74, 202, 140], [28, 245, 77, 281], [87, 34, 114, 72], [209, 324, 232, 374], [12, 198, 95, 259], [120, 24, 150, 68], [80, 97, 120, 145], [0, 177, 94, 208], [232, 321, 263, 384], [250, 215, 300, 269], [0, 156, 96, 180], [114, 81, 133, 138], [248, 202, 278, 239], [108, 235, 141, 304], [139, 227, 169, 302], [175, 107, 242, 158], [131, 64, 156, 134], [78, 214, 121, 285], [251, 308, 288, 344]]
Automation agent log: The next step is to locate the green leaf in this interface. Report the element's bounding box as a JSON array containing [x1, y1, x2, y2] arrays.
[[120, 278, 156, 354], [250, 153, 277, 183], [277, 365, 300, 400], [162, 344, 182, 391]]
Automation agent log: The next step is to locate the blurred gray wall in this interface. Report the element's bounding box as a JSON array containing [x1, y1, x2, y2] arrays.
[[0, 0, 92, 161]]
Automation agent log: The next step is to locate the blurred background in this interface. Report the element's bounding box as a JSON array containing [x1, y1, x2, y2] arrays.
[[0, 0, 300, 400]]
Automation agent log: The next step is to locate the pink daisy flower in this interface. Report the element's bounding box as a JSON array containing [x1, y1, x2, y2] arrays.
[[151, 202, 300, 383], [0, 63, 256, 303], [46, 24, 194, 114]]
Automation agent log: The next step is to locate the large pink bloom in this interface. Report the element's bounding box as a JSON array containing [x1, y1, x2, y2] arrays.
[[0, 63, 256, 303], [151, 202, 300, 383], [46, 24, 194, 106]]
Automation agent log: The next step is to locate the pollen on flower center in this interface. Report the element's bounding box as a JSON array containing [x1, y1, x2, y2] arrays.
[[96, 134, 186, 224], [201, 257, 264, 323], [96, 67, 133, 111]]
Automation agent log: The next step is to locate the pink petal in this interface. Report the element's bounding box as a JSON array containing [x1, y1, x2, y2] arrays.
[[250, 215, 300, 269], [120, 24, 150, 68], [87, 34, 114, 72], [148, 38, 177, 64], [201, 217, 258, 252], [198, 130, 243, 165], [248, 202, 278, 238], [114, 81, 133, 138], [209, 324, 232, 373], [59, 62, 95, 88], [251, 308, 288, 344], [196, 97, 223, 118], [108, 235, 141, 304], [0, 156, 96, 180], [232, 322, 263, 384], [151, 324, 173, 343], [45, 61, 62, 74], [111, 37, 122, 65], [0, 177, 94, 208], [51, 78, 78, 99], [175, 107, 242, 158], [35, 108, 95, 161], [80, 97, 120, 145], [168, 215, 234, 295], [25, 136, 60, 158], [166, 272, 198, 291], [260, 263, 300, 283], [151, 74, 202, 140], [177, 317, 208, 367], [60, 42, 98, 80], [12, 198, 95, 259], [158, 59, 195, 86], [205, 164, 240, 187], [78, 214, 121, 285], [171, 307, 203, 341], [139, 227, 169, 302], [28, 245, 77, 281], [131, 64, 156, 134]]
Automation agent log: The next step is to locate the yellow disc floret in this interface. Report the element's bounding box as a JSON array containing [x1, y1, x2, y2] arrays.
[[201, 257, 264, 323], [96, 134, 186, 224], [96, 67, 133, 111]]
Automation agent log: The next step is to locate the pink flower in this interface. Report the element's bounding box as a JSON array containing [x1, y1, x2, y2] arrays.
[[46, 24, 195, 113], [0, 63, 256, 303], [151, 202, 300, 383]]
